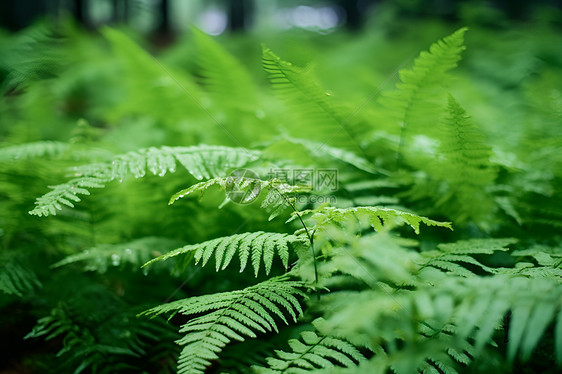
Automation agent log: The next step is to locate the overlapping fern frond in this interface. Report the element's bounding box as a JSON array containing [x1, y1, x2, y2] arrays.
[[0, 252, 41, 296], [102, 27, 205, 126], [294, 206, 452, 234], [262, 47, 365, 150], [254, 322, 366, 373], [317, 275, 562, 372], [140, 276, 305, 374], [52, 237, 182, 273], [30, 145, 259, 216], [419, 238, 516, 277], [431, 95, 497, 223], [272, 135, 383, 175], [0, 141, 70, 161], [0, 22, 64, 93], [144, 231, 306, 277], [192, 27, 258, 112], [381, 28, 467, 157], [25, 289, 178, 374], [170, 176, 308, 220]]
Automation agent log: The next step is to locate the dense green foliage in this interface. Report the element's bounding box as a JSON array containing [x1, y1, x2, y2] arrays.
[[1, 8, 562, 374]]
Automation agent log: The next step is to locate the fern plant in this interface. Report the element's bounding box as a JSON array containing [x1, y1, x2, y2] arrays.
[[29, 145, 259, 216], [2, 16, 561, 374], [140, 276, 305, 374]]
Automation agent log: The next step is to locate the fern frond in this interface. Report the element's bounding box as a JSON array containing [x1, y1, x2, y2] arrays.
[[430, 95, 497, 223], [277, 135, 383, 175], [254, 325, 366, 373], [0, 253, 41, 297], [419, 238, 516, 277], [170, 176, 307, 220], [30, 145, 259, 216], [144, 232, 306, 277], [52, 237, 181, 273], [497, 245, 562, 278], [140, 276, 305, 374], [0, 141, 69, 161], [102, 27, 205, 126], [293, 206, 452, 234], [451, 276, 561, 362], [381, 28, 467, 149], [192, 27, 257, 112], [318, 275, 562, 367], [25, 290, 178, 373], [0, 23, 64, 93], [262, 47, 365, 150]]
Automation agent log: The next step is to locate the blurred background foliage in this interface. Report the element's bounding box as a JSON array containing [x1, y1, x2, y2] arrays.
[[1, 0, 561, 373]]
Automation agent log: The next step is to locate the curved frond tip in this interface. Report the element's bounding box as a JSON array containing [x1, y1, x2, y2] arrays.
[[30, 145, 259, 217]]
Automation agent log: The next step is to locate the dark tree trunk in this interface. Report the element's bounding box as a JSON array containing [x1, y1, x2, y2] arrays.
[[227, 0, 253, 32]]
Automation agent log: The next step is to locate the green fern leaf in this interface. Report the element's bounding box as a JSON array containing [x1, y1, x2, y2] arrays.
[[140, 276, 305, 374], [30, 145, 259, 217], [254, 323, 365, 373], [420, 238, 516, 276], [0, 253, 41, 297], [277, 135, 384, 175], [144, 232, 306, 276], [52, 237, 182, 273], [192, 27, 258, 113], [382, 28, 467, 145], [262, 47, 365, 151], [102, 27, 205, 126], [293, 206, 452, 234], [170, 176, 307, 220], [0, 141, 69, 161], [449, 276, 562, 361], [317, 274, 562, 368], [431, 95, 497, 223]]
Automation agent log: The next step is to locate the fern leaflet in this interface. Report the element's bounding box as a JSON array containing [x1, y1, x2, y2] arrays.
[[102, 27, 205, 126], [318, 275, 562, 368], [293, 206, 452, 234], [170, 176, 308, 220], [144, 232, 307, 276], [254, 325, 366, 373]]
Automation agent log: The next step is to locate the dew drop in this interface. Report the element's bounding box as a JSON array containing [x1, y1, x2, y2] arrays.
[[111, 253, 120, 266]]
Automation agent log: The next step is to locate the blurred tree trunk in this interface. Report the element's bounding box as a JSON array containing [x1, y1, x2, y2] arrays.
[[157, 0, 170, 33], [112, 0, 129, 24], [74, 0, 87, 25], [227, 0, 253, 32]]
